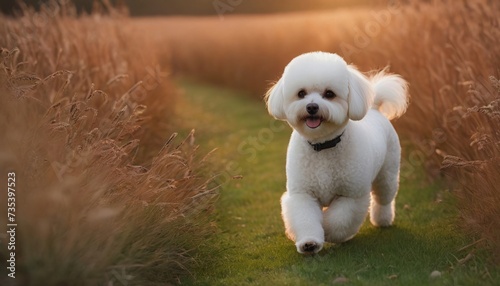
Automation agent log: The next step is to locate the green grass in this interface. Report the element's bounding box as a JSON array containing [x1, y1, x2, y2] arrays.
[[173, 78, 499, 285]]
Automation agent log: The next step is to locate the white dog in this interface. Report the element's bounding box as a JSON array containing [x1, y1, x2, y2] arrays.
[[265, 52, 409, 254]]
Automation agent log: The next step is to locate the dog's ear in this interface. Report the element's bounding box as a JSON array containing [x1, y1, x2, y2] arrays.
[[347, 65, 374, 121], [265, 77, 286, 120]]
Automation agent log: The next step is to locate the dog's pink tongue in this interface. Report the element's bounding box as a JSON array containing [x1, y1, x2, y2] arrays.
[[306, 118, 321, 129]]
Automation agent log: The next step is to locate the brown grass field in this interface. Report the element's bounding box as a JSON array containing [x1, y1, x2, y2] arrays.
[[0, 2, 218, 285], [129, 0, 500, 261], [0, 0, 498, 284]]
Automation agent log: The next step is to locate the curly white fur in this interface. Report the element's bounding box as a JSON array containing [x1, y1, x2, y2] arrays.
[[265, 52, 409, 254]]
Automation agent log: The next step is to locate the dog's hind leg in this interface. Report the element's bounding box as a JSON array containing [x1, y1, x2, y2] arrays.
[[370, 151, 400, 227], [323, 193, 370, 243], [281, 192, 324, 254]]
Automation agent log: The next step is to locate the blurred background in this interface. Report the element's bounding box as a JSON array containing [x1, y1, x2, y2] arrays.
[[1, 0, 385, 15]]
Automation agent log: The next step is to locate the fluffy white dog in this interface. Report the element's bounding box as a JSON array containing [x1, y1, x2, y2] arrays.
[[265, 52, 409, 254]]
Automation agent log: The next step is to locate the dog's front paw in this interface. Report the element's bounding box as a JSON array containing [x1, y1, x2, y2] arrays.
[[296, 239, 323, 254]]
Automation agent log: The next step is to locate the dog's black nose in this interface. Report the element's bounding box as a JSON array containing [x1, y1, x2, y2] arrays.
[[306, 103, 319, 115]]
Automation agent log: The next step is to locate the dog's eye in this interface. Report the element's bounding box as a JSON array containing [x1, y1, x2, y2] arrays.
[[298, 89, 307, 98], [324, 90, 336, 99]]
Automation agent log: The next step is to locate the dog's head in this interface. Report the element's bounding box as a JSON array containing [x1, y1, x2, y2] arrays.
[[265, 52, 374, 142]]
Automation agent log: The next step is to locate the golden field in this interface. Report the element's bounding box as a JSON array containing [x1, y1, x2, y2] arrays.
[[0, 2, 217, 284], [130, 0, 500, 261]]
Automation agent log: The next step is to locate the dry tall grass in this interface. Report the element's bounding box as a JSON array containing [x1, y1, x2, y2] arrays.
[[0, 2, 217, 285], [441, 78, 500, 263], [144, 0, 500, 261]]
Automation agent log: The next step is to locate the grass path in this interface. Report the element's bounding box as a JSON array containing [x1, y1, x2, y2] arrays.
[[173, 79, 498, 285]]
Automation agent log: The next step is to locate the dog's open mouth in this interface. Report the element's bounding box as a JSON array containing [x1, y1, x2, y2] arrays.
[[305, 116, 322, 129]]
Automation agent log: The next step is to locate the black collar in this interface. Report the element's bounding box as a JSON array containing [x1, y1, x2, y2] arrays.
[[308, 132, 344, 152]]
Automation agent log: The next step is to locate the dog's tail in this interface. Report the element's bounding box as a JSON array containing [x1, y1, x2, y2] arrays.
[[371, 70, 410, 120]]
